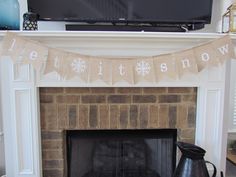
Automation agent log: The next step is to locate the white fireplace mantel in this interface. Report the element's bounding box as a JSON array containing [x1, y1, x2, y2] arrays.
[[0, 31, 233, 177]]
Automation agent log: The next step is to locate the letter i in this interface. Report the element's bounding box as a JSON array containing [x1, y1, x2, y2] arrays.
[[98, 61, 103, 76]]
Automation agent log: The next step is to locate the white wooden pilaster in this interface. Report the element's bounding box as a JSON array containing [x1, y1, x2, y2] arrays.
[[0, 57, 41, 177]]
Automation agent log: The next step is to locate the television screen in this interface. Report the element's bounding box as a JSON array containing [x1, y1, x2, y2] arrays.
[[27, 0, 213, 24]]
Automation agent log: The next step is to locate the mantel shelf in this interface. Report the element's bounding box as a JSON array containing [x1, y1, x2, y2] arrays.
[[0, 30, 234, 39], [1, 31, 235, 58]]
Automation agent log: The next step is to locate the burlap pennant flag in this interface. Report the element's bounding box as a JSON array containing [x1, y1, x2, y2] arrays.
[[112, 59, 134, 84], [194, 43, 220, 71], [153, 54, 177, 81], [174, 49, 198, 78], [1, 32, 26, 62], [51, 51, 71, 80], [66, 53, 89, 82], [21, 41, 48, 70], [44, 48, 67, 75], [1, 32, 235, 84], [89, 57, 112, 84], [212, 35, 235, 62], [134, 58, 155, 83]]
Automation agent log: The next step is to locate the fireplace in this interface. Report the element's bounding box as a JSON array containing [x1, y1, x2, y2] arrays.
[[66, 129, 177, 177], [0, 32, 230, 177], [40, 87, 196, 177]]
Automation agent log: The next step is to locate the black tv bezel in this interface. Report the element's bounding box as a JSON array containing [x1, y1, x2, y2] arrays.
[[27, 0, 213, 25]]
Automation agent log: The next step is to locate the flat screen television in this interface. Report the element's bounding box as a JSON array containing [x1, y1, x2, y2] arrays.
[[27, 0, 213, 32]]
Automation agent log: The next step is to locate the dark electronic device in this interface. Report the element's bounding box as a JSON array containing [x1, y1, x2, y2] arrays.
[[27, 0, 213, 32]]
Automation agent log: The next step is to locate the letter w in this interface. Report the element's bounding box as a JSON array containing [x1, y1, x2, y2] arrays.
[[218, 44, 229, 55]]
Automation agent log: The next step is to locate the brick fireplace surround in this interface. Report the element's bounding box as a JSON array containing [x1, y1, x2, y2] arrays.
[[40, 87, 197, 176], [0, 32, 231, 177]]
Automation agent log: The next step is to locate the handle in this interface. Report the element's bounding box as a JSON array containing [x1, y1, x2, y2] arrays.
[[205, 161, 217, 177], [221, 171, 224, 177], [0, 132, 3, 142]]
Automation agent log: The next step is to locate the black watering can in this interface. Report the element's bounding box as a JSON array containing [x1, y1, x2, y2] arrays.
[[173, 142, 217, 177]]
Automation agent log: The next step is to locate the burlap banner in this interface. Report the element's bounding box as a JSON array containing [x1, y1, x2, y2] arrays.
[[1, 32, 235, 85], [153, 54, 177, 81]]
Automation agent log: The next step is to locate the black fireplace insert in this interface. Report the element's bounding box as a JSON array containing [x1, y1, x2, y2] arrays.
[[66, 129, 177, 177]]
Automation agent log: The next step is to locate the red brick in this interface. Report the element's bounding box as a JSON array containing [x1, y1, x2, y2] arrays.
[[149, 105, 158, 128], [168, 87, 194, 93], [158, 105, 169, 128], [188, 105, 196, 128], [82, 95, 106, 104], [41, 131, 63, 140], [68, 105, 77, 129], [79, 105, 89, 129], [108, 95, 131, 103], [182, 95, 197, 102], [130, 105, 138, 129], [39, 86, 197, 173], [180, 128, 195, 139], [89, 105, 98, 128], [176, 105, 188, 129], [65, 88, 90, 94], [139, 105, 149, 128], [143, 88, 167, 94], [40, 94, 54, 103], [40, 105, 46, 130], [90, 88, 115, 94], [58, 104, 68, 129], [120, 105, 129, 129], [180, 138, 195, 144], [56, 95, 80, 103], [110, 105, 119, 129], [159, 95, 181, 103], [43, 160, 64, 169], [45, 104, 58, 130], [169, 106, 177, 128], [99, 105, 110, 129], [116, 88, 142, 94], [43, 169, 63, 177], [40, 87, 64, 94], [42, 150, 63, 160], [133, 95, 156, 103], [42, 140, 63, 150]]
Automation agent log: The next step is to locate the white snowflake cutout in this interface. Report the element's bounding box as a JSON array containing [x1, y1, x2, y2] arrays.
[[71, 58, 87, 73], [135, 60, 151, 76]]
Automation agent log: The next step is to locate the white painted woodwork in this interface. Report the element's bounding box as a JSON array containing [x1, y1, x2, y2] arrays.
[[0, 55, 40, 177], [228, 60, 236, 132], [0, 31, 233, 177], [14, 89, 34, 174]]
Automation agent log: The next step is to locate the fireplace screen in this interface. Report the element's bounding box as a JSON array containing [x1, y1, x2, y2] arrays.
[[66, 129, 177, 177]]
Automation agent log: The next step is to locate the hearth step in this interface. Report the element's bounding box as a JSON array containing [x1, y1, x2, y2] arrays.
[[82, 169, 160, 177]]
